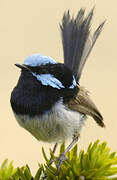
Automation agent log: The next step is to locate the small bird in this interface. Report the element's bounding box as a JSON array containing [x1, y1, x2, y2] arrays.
[[10, 8, 105, 173]]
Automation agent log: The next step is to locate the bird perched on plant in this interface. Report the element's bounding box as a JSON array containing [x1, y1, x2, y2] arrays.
[[10, 8, 105, 173]]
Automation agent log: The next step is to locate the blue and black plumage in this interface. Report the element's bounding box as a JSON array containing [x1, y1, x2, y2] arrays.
[[10, 8, 105, 152]]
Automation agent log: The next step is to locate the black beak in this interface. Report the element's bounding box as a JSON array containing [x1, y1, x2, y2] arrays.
[[15, 64, 30, 71]]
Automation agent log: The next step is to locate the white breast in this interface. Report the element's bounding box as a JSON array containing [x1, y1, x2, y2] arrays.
[[13, 100, 86, 143]]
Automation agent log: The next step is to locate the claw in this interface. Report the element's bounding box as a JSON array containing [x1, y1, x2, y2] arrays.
[[57, 153, 68, 176], [50, 136, 79, 176], [49, 153, 68, 176]]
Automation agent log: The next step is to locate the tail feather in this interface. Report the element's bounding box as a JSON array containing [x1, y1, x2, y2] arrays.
[[60, 8, 105, 82]]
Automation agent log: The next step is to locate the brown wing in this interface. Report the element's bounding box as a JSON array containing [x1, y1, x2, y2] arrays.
[[67, 85, 105, 127]]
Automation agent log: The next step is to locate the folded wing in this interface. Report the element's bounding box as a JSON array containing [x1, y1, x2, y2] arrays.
[[67, 86, 105, 127]]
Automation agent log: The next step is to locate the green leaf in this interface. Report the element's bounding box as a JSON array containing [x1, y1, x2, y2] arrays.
[[42, 147, 49, 163], [34, 167, 43, 180], [59, 142, 65, 155]]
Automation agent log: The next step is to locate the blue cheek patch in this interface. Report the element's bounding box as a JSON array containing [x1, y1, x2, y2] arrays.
[[32, 73, 65, 89], [32, 73, 77, 89]]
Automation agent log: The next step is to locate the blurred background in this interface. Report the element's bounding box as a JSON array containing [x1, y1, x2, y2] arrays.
[[0, 0, 117, 175]]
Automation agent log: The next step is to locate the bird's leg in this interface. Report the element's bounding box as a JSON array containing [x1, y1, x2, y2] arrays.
[[49, 143, 58, 164], [52, 143, 58, 154], [57, 135, 80, 176]]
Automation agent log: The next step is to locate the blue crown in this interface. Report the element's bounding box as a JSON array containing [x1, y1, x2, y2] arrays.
[[24, 54, 57, 67]]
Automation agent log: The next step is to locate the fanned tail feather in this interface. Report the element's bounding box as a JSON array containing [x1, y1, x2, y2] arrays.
[[60, 8, 105, 82]]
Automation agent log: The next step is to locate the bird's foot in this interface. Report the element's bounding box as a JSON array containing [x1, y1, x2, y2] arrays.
[[56, 153, 68, 176], [50, 135, 79, 176], [49, 152, 68, 176]]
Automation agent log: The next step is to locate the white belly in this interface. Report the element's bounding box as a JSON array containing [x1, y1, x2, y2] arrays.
[[13, 100, 86, 143]]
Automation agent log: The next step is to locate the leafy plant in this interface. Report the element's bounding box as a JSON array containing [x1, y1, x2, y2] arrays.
[[0, 140, 117, 180], [43, 140, 117, 180], [0, 159, 16, 180]]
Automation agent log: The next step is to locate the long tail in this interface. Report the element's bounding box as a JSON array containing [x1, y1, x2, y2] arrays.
[[60, 8, 105, 83]]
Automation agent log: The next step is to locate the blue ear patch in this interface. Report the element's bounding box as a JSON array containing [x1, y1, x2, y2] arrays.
[[32, 73, 76, 89], [24, 54, 57, 67], [32, 73, 65, 89]]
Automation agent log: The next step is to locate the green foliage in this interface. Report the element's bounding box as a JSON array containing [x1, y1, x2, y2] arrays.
[[0, 160, 43, 180], [43, 140, 117, 180], [0, 159, 16, 180], [0, 140, 117, 180]]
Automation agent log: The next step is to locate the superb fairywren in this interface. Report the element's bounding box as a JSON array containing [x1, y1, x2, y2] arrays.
[[10, 8, 105, 173]]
